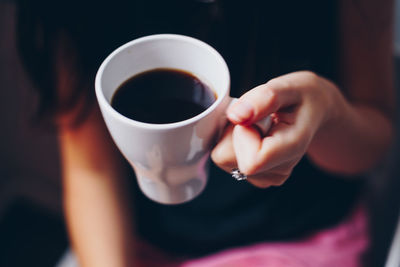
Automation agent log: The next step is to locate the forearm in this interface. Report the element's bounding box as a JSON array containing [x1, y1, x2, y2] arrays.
[[308, 0, 395, 176], [63, 169, 136, 267], [307, 88, 393, 175], [59, 107, 137, 267]]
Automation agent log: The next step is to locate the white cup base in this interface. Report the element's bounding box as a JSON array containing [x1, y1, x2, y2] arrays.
[[136, 169, 208, 205]]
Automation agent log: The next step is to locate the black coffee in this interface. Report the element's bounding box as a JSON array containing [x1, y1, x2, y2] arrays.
[[111, 68, 216, 124]]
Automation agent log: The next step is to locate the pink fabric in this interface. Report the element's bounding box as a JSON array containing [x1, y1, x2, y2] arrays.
[[137, 207, 369, 267]]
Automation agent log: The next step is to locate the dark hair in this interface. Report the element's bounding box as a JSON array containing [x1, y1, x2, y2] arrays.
[[16, 0, 221, 126], [17, 1, 95, 125]]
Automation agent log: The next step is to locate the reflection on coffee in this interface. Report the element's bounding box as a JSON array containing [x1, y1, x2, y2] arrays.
[[111, 68, 216, 124]]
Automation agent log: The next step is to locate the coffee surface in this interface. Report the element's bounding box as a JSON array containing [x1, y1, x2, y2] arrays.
[[111, 68, 216, 124]]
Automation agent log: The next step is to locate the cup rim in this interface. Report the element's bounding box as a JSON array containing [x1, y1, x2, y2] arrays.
[[95, 34, 230, 130]]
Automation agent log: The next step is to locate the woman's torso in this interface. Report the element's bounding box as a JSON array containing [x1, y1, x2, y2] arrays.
[[127, 0, 364, 257]]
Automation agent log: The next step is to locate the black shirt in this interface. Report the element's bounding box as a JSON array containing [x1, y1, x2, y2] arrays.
[[129, 0, 364, 257]]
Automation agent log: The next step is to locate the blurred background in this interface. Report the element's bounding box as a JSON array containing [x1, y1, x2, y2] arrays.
[[0, 0, 400, 266], [0, 1, 67, 267]]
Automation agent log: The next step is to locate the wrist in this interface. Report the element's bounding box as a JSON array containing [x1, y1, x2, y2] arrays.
[[316, 77, 347, 136], [307, 77, 349, 159]]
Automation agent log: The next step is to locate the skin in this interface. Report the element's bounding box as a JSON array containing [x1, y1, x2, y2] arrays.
[[211, 71, 393, 188], [58, 0, 394, 266], [212, 0, 395, 188]]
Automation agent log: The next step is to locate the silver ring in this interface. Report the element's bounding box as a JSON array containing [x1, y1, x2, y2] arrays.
[[231, 168, 247, 181]]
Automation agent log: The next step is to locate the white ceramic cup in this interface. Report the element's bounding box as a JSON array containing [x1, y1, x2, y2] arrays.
[[95, 34, 270, 204]]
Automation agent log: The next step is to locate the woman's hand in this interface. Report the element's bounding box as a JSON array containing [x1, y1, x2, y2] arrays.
[[211, 71, 341, 188]]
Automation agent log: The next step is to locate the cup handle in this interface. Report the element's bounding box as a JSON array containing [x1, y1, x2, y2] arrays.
[[220, 97, 272, 136]]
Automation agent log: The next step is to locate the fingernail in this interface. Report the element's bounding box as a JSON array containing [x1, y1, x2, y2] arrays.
[[228, 99, 254, 123]]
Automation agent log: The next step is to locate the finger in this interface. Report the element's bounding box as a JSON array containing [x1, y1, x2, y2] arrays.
[[227, 78, 301, 125], [232, 125, 263, 175], [256, 98, 317, 171], [259, 122, 308, 170], [233, 122, 305, 175], [232, 123, 295, 175], [211, 124, 237, 173], [246, 160, 296, 188]]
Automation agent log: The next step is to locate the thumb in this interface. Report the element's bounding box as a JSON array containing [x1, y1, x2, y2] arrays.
[[227, 80, 300, 125]]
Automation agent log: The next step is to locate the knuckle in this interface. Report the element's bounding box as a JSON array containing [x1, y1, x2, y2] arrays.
[[266, 77, 290, 89], [266, 89, 279, 111], [211, 128, 235, 166], [211, 148, 234, 167], [300, 71, 321, 89], [211, 146, 225, 163], [300, 70, 318, 79], [210, 149, 219, 163]]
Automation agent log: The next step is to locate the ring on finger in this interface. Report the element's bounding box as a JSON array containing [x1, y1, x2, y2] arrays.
[[231, 168, 247, 181]]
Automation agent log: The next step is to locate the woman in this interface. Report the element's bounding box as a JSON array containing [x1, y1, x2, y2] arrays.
[[17, 0, 394, 266]]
